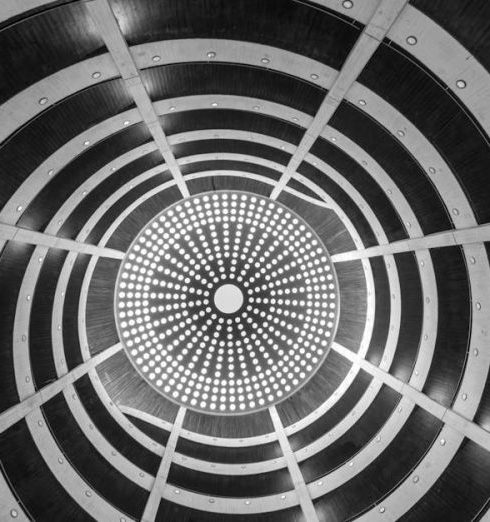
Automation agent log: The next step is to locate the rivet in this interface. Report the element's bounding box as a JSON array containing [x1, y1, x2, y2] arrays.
[[83, 140, 90, 146], [123, 120, 130, 126], [428, 167, 436, 174], [379, 506, 386, 513], [281, 495, 286, 499], [174, 489, 180, 494], [261, 57, 270, 64], [37, 420, 44, 427], [207, 51, 216, 59], [473, 348, 479, 357], [85, 490, 92, 497], [209, 498, 215, 503], [244, 500, 251, 505], [412, 475, 419, 483], [456, 79, 467, 89], [92, 71, 101, 79], [26, 295, 31, 301], [25, 376, 30, 383], [349, 461, 354, 467], [440, 438, 446, 446], [426, 297, 430, 303], [397, 129, 405, 137], [461, 393, 468, 401], [58, 457, 64, 464], [16, 205, 23, 212], [358, 99, 366, 106], [292, 117, 299, 122], [469, 256, 476, 264], [10, 509, 18, 518], [38, 97, 48, 105], [310, 73, 319, 80], [253, 105, 260, 111], [152, 55, 161, 62], [48, 169, 54, 176], [342, 0, 353, 8], [420, 260, 425, 267], [317, 480, 323, 486], [406, 35, 417, 45], [475, 302, 482, 310], [21, 335, 27, 342]]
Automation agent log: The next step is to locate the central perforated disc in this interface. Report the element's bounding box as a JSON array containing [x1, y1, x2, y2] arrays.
[[115, 191, 339, 415]]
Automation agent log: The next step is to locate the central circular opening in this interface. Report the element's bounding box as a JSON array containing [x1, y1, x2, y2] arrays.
[[213, 284, 244, 314]]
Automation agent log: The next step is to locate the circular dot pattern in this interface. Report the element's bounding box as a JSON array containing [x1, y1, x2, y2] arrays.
[[115, 191, 339, 414]]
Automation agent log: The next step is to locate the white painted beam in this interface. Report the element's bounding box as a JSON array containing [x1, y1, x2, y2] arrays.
[[270, 0, 409, 199], [332, 223, 490, 262], [0, 343, 122, 433], [269, 406, 319, 522], [85, 0, 190, 198], [0, 222, 125, 259], [332, 343, 490, 452], [142, 407, 186, 522]]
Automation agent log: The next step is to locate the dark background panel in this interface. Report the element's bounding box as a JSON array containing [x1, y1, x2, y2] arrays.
[[0, 419, 92, 521], [330, 102, 453, 235], [388, 252, 423, 383], [160, 109, 305, 145], [21, 123, 151, 237], [42, 392, 149, 520], [97, 349, 180, 423], [410, 0, 490, 70], [276, 350, 353, 426], [0, 1, 105, 105], [112, 0, 361, 68], [74, 374, 161, 475], [86, 257, 120, 355], [287, 369, 372, 451], [142, 63, 325, 115], [173, 138, 291, 166], [156, 499, 305, 522], [62, 253, 90, 371], [168, 464, 293, 497], [0, 79, 134, 212], [183, 409, 274, 439], [86, 172, 173, 247], [335, 260, 367, 352], [300, 385, 401, 482], [105, 185, 182, 251], [311, 138, 408, 243], [423, 246, 471, 407], [187, 174, 272, 198], [297, 162, 378, 250], [277, 192, 355, 255], [30, 248, 68, 389], [365, 257, 391, 366], [176, 437, 282, 465], [314, 407, 443, 521], [399, 438, 490, 522], [180, 159, 281, 183], [125, 414, 171, 446], [334, 260, 367, 353], [0, 242, 35, 413], [358, 42, 490, 225]]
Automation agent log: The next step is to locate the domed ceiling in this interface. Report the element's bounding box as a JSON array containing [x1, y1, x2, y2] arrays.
[[0, 1, 490, 521]]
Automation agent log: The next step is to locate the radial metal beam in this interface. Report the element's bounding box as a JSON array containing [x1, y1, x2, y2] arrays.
[[269, 406, 319, 522], [0, 343, 122, 433], [86, 0, 190, 198], [270, 0, 409, 200], [332, 343, 490, 452], [0, 222, 125, 259], [332, 223, 490, 263], [142, 407, 187, 522]]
